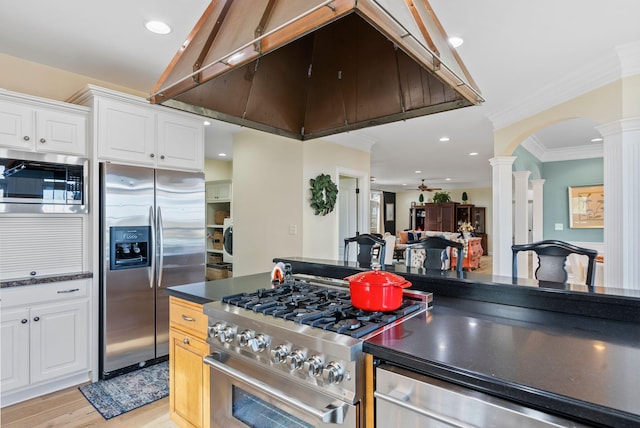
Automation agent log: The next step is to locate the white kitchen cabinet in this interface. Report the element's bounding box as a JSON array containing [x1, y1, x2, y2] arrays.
[[157, 112, 204, 171], [206, 181, 231, 202], [0, 95, 88, 156], [0, 279, 90, 405], [71, 85, 204, 171], [96, 97, 156, 166], [0, 308, 30, 392]]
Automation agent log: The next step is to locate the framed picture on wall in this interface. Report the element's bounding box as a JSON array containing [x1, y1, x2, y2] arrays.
[[385, 203, 395, 221], [568, 184, 604, 228]]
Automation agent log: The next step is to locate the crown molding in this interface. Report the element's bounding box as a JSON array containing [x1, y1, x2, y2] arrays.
[[489, 49, 623, 130], [616, 41, 640, 78], [520, 135, 546, 160], [521, 136, 603, 162]]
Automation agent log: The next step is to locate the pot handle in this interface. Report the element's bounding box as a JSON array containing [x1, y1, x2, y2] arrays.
[[399, 280, 412, 289]]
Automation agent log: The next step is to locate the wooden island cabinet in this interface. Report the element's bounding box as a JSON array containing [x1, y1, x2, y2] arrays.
[[169, 296, 210, 428]]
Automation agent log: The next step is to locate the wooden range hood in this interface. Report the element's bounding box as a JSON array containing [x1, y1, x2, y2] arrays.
[[150, 0, 483, 140]]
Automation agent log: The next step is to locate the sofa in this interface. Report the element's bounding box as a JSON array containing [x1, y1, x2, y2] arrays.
[[395, 230, 463, 268]]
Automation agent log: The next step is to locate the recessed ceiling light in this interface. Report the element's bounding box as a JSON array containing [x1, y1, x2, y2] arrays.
[[449, 37, 464, 48], [469, 152, 479, 156], [415, 170, 421, 174], [439, 137, 450, 142], [218, 153, 227, 157], [145, 20, 172, 35], [402, 183, 407, 186], [203, 120, 211, 126], [445, 178, 451, 181], [591, 137, 603, 142]]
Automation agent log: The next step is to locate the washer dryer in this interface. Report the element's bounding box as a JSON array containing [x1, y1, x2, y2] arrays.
[[222, 218, 233, 263]]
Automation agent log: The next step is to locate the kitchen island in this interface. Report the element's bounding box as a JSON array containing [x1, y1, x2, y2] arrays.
[[167, 263, 640, 428]]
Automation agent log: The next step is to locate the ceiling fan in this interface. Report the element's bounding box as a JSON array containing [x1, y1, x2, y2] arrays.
[[417, 179, 442, 192]]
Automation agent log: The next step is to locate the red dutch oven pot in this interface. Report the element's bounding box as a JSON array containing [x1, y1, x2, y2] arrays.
[[344, 265, 412, 311]]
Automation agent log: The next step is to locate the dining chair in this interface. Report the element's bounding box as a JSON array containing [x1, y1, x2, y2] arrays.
[[344, 233, 386, 267], [406, 236, 464, 273], [511, 240, 598, 286]]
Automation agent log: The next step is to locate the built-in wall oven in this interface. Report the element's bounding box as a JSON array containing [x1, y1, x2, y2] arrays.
[[203, 277, 432, 428]]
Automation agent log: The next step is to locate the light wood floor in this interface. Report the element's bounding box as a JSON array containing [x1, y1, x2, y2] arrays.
[[0, 382, 178, 428]]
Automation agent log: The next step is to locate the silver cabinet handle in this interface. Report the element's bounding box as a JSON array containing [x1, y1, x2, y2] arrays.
[[204, 354, 348, 424], [33, 316, 40, 322], [160, 155, 165, 159], [23, 135, 30, 141], [40, 138, 46, 143], [21, 319, 28, 324], [183, 337, 190, 345], [374, 391, 475, 428], [181, 315, 196, 322], [149, 206, 156, 289], [150, 153, 155, 158], [57, 288, 79, 294]]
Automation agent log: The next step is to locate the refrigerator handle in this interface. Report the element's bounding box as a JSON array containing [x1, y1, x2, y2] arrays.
[[157, 206, 164, 287], [149, 206, 156, 289]]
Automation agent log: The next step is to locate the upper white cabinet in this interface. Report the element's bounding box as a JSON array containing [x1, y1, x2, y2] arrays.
[[206, 181, 232, 202], [70, 85, 204, 172], [0, 91, 88, 156]]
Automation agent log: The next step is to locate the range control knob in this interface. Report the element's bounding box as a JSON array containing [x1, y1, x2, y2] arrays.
[[271, 345, 289, 364], [208, 322, 224, 339], [304, 355, 324, 378], [287, 350, 305, 371], [237, 330, 254, 347], [322, 361, 344, 384], [218, 326, 235, 344], [249, 334, 268, 352]]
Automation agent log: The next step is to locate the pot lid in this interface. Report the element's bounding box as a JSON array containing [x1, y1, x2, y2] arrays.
[[345, 265, 411, 288]]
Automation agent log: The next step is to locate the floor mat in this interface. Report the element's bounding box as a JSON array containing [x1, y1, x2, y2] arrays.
[[78, 361, 169, 420]]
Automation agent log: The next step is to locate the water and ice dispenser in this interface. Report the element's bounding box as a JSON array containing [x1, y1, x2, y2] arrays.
[[109, 226, 151, 270]]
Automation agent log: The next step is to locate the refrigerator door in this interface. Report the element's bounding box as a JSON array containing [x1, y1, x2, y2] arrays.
[[155, 169, 205, 357], [101, 164, 156, 376]]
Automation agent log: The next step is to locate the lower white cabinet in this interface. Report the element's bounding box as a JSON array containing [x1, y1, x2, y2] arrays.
[[0, 280, 90, 406]]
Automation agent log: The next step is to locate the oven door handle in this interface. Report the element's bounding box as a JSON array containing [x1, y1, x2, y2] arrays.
[[374, 390, 476, 428], [204, 354, 349, 424]]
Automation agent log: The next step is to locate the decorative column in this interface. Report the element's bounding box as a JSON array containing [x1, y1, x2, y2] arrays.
[[513, 171, 531, 278], [489, 157, 516, 277], [598, 118, 640, 290]]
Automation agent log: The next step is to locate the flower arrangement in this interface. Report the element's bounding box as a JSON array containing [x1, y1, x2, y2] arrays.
[[458, 221, 474, 233]]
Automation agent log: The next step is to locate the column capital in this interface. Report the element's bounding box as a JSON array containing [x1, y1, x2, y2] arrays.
[[597, 117, 640, 137], [512, 170, 531, 180], [530, 178, 546, 186], [489, 156, 516, 167]]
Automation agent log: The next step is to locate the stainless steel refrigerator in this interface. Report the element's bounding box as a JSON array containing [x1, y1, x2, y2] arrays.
[[100, 163, 204, 379]]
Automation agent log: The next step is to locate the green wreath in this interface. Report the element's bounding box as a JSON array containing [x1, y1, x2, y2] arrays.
[[309, 174, 338, 216]]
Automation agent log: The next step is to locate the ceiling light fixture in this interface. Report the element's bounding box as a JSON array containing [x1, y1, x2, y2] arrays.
[[591, 137, 603, 142], [203, 120, 211, 126], [469, 152, 479, 156], [449, 36, 464, 48], [218, 153, 227, 157], [402, 183, 407, 186], [415, 170, 421, 174], [445, 178, 451, 181], [439, 137, 450, 142], [145, 20, 172, 35]]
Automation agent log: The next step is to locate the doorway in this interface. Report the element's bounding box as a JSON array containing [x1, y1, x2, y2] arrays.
[[337, 169, 369, 261]]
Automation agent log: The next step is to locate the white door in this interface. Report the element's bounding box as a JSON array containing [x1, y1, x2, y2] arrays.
[[338, 176, 358, 261], [0, 307, 30, 392], [30, 300, 88, 383]]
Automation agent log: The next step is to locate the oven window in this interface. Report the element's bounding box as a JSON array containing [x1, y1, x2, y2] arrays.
[[232, 385, 313, 428]]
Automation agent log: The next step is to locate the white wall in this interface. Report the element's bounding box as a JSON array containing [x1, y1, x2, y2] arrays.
[[302, 140, 371, 261], [232, 130, 304, 277], [204, 158, 232, 181]]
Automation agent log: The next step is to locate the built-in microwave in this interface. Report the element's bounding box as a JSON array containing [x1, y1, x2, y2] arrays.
[[0, 150, 88, 213]]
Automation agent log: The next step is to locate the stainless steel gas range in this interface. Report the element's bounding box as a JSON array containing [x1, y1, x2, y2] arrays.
[[203, 277, 432, 428]]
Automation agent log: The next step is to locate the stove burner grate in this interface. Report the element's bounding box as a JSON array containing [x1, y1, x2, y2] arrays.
[[221, 280, 422, 338]]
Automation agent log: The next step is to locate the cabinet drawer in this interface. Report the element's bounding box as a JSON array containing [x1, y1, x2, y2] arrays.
[[0, 279, 89, 308], [170, 297, 207, 340]]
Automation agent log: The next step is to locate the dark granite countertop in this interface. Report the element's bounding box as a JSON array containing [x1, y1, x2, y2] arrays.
[[364, 296, 640, 427], [167, 266, 640, 427], [0, 272, 93, 288], [165, 273, 273, 305]]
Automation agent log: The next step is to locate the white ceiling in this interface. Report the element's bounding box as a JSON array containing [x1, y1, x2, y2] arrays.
[[1, 1, 638, 191]]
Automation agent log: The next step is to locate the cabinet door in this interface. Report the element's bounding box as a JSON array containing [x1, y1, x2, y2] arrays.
[[97, 98, 155, 166], [441, 203, 457, 232], [0, 100, 34, 150], [35, 108, 87, 155], [30, 299, 88, 384], [157, 113, 204, 171], [0, 307, 30, 392], [206, 182, 231, 202], [169, 330, 210, 428], [425, 205, 440, 231]]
